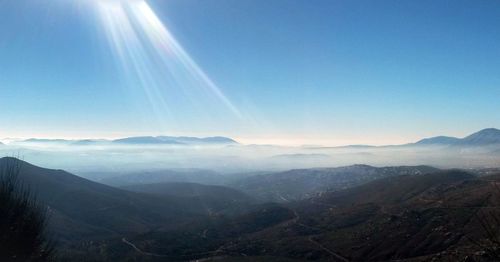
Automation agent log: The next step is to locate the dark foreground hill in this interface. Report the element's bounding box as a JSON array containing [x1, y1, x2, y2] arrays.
[[0, 158, 208, 238], [0, 158, 258, 259]]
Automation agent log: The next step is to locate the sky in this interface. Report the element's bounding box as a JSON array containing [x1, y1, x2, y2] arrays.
[[1, 0, 500, 146]]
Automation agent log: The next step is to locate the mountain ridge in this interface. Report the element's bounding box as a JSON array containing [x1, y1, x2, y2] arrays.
[[0, 157, 249, 247], [11, 135, 239, 146], [415, 128, 500, 146], [3, 128, 499, 148]]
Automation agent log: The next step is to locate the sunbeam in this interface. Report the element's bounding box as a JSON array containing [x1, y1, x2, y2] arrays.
[[95, 0, 242, 130], [97, 1, 173, 122], [130, 1, 242, 118]]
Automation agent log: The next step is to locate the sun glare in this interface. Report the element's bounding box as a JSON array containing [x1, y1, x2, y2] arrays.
[[95, 0, 242, 128]]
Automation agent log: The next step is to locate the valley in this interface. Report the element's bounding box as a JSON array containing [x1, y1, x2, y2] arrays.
[[2, 154, 500, 261]]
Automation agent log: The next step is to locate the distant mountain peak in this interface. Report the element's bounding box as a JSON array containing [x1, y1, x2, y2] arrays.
[[465, 128, 500, 137], [462, 128, 500, 145], [415, 128, 500, 146], [416, 136, 461, 145]]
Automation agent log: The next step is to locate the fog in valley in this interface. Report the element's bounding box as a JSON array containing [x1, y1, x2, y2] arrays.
[[2, 132, 499, 182]]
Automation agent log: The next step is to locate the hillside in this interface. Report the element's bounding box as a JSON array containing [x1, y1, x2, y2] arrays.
[[217, 171, 500, 261], [231, 165, 439, 202], [91, 170, 500, 261], [107, 203, 296, 261], [0, 157, 254, 256], [121, 182, 257, 215], [4, 157, 500, 261], [106, 170, 500, 261], [123, 182, 251, 200], [100, 169, 227, 186]]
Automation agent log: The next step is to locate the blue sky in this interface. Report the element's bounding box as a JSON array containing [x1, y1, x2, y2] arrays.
[[1, 0, 500, 145]]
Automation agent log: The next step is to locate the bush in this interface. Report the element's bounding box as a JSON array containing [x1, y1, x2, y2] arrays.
[[0, 158, 55, 261]]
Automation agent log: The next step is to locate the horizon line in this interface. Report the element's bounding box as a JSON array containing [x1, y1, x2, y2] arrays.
[[1, 127, 497, 148]]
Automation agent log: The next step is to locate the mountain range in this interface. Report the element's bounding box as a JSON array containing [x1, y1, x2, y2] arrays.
[[12, 136, 239, 146], [5, 128, 500, 148], [414, 128, 500, 146]]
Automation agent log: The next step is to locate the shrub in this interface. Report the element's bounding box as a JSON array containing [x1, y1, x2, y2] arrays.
[[0, 158, 55, 261]]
